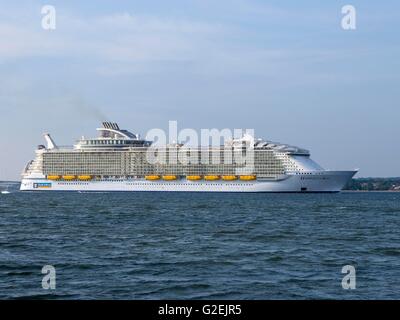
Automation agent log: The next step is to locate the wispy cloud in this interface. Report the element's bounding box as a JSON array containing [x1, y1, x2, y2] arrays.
[[0, 7, 345, 78], [0, 11, 229, 62]]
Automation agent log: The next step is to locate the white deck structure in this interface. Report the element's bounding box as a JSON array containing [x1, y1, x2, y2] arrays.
[[20, 122, 357, 192]]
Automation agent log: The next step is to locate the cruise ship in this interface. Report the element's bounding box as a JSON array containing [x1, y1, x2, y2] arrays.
[[20, 122, 357, 192]]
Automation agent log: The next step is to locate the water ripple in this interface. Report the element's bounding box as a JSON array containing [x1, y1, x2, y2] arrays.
[[0, 185, 400, 299]]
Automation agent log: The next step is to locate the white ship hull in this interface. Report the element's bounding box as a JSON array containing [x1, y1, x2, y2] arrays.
[[20, 170, 356, 193]]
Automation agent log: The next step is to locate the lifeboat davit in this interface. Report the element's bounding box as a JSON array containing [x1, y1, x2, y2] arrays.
[[145, 175, 161, 180], [222, 175, 237, 181], [239, 175, 256, 181], [186, 175, 202, 181], [204, 175, 220, 181]]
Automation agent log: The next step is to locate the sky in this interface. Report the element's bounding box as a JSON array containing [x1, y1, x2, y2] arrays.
[[0, 0, 399, 180]]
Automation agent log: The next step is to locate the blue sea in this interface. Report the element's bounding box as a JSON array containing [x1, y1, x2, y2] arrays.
[[1, 182, 399, 299]]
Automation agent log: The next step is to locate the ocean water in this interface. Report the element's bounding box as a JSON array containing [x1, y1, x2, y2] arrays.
[[0, 182, 399, 299]]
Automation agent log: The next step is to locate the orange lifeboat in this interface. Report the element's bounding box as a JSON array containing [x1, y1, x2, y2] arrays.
[[222, 175, 238, 181], [78, 175, 92, 181], [145, 175, 161, 180], [62, 175, 76, 180], [163, 175, 177, 181], [47, 175, 61, 180], [239, 175, 256, 181], [204, 175, 220, 181], [187, 175, 202, 181]]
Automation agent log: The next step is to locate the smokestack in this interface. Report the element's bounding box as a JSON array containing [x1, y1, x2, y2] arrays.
[[43, 133, 57, 150]]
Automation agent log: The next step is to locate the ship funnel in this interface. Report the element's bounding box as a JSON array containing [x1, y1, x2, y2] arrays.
[[43, 133, 57, 150]]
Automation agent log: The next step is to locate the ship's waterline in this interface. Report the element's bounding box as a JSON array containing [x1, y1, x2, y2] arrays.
[[20, 122, 357, 192]]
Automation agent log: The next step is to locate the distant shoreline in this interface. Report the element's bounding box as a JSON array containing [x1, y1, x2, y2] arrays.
[[344, 177, 400, 191]]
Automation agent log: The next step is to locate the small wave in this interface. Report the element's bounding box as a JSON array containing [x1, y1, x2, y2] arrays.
[[372, 247, 400, 256], [190, 204, 213, 209], [11, 293, 79, 300], [6, 271, 36, 276], [267, 255, 284, 262]]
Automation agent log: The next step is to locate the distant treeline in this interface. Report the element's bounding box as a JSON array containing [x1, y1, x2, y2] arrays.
[[345, 177, 400, 191]]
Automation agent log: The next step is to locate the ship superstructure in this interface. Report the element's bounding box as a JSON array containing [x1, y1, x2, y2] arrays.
[[20, 122, 357, 192]]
